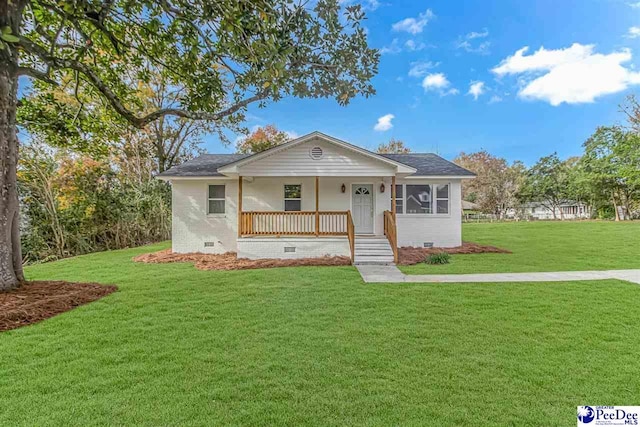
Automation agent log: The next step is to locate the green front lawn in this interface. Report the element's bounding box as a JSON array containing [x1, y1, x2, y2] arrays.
[[400, 221, 640, 274], [1, 239, 639, 425]]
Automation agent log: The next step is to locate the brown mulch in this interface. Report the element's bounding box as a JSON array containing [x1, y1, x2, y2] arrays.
[[133, 249, 351, 271], [398, 241, 511, 265], [0, 281, 117, 332]]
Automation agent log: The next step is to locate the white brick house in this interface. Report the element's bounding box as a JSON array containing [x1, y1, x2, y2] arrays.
[[158, 132, 475, 264]]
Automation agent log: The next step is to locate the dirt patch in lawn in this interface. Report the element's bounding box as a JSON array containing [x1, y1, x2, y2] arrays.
[[133, 249, 352, 271], [398, 242, 511, 265], [0, 281, 117, 332]]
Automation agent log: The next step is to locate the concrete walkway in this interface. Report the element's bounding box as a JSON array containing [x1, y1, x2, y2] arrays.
[[356, 264, 640, 284]]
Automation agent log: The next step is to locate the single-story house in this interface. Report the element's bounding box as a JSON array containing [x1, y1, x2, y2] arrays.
[[506, 201, 591, 220], [158, 132, 475, 264], [462, 200, 481, 212]]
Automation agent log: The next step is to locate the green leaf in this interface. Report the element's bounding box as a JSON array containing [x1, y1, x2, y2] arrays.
[[0, 33, 19, 43], [1, 26, 12, 35]]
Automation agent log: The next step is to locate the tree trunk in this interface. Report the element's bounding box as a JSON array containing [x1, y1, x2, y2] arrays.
[[612, 193, 621, 221], [0, 1, 26, 290], [0, 64, 23, 290]]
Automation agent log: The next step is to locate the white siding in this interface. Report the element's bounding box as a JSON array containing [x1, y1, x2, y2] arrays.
[[238, 138, 397, 176], [395, 179, 463, 248], [171, 179, 238, 254]]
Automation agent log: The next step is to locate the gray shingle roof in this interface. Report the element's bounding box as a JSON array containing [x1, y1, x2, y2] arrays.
[[158, 151, 474, 178], [380, 153, 475, 177], [157, 154, 251, 177]]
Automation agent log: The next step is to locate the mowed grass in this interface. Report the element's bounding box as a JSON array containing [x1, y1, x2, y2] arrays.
[[400, 221, 640, 274], [0, 237, 638, 426]]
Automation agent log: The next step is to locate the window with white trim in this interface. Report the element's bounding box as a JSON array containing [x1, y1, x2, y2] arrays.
[[284, 184, 302, 211], [208, 185, 225, 214], [435, 184, 449, 214], [406, 185, 432, 214], [392, 185, 403, 214]]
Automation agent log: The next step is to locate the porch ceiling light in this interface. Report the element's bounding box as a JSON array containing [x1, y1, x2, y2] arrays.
[[380, 183, 385, 193]]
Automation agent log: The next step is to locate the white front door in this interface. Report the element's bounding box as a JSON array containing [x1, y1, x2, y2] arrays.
[[352, 184, 374, 234]]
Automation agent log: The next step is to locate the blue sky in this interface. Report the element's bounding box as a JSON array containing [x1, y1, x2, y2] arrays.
[[210, 1, 640, 164]]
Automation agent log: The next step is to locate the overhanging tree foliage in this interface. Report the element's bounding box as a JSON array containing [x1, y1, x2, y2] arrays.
[[0, 0, 379, 290]]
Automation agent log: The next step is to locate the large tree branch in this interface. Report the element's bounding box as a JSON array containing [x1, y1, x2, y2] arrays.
[[16, 67, 57, 85], [17, 36, 270, 128]]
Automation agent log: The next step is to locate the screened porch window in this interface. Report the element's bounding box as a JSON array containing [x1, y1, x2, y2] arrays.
[[284, 184, 302, 211], [405, 185, 432, 214], [398, 183, 450, 215]]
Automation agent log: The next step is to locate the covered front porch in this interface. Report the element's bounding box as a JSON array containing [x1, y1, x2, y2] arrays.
[[236, 175, 398, 263]]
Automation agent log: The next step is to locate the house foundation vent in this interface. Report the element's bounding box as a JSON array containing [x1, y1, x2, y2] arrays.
[[204, 242, 215, 247], [284, 247, 296, 253], [423, 242, 434, 248]]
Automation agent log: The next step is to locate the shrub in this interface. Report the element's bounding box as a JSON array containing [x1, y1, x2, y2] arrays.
[[425, 252, 451, 265]]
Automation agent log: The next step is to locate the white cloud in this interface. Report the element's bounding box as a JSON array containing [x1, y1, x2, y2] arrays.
[[456, 28, 490, 55], [492, 43, 592, 75], [285, 130, 300, 140], [492, 43, 640, 106], [374, 114, 395, 131], [467, 81, 485, 100], [380, 38, 401, 55], [627, 26, 640, 38], [629, 1, 640, 7], [392, 9, 434, 35], [405, 39, 426, 51], [488, 95, 503, 104], [408, 61, 439, 78], [466, 29, 489, 40], [339, 0, 380, 11], [422, 73, 458, 96]]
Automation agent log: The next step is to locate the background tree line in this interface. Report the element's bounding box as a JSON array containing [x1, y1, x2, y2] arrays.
[[454, 97, 640, 220]]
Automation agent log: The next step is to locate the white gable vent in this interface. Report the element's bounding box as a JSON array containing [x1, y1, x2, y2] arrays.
[[309, 146, 323, 160]]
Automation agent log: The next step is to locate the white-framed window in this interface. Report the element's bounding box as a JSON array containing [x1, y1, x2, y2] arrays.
[[405, 185, 432, 214], [284, 184, 302, 211], [392, 184, 403, 214], [396, 183, 450, 215], [208, 185, 225, 214], [435, 184, 450, 214]]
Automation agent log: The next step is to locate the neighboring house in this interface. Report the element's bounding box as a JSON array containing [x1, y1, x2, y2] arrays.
[[462, 200, 480, 212], [507, 201, 591, 220], [157, 132, 475, 264]]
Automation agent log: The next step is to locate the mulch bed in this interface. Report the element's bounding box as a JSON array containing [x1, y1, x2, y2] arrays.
[[133, 249, 352, 271], [0, 281, 117, 332], [398, 241, 511, 265]]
